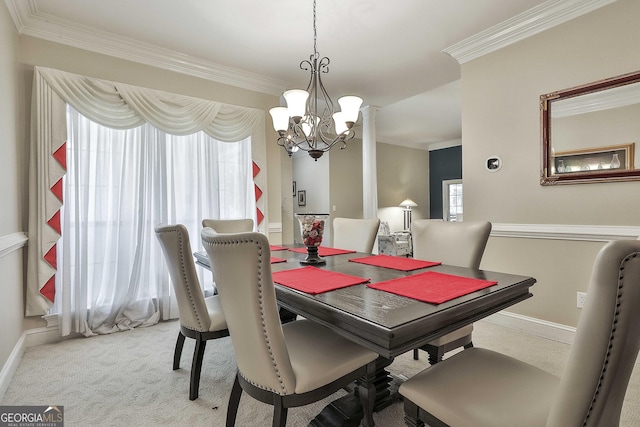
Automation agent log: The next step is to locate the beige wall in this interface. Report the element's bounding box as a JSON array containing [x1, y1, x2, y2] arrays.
[[377, 142, 429, 233], [462, 0, 640, 326], [0, 4, 26, 373], [330, 139, 364, 219]]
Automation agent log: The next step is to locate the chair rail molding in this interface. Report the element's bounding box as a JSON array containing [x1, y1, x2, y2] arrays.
[[443, 0, 618, 64], [491, 223, 640, 242], [0, 233, 28, 258]]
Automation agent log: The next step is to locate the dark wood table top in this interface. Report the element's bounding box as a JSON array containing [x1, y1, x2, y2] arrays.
[[194, 247, 536, 359]]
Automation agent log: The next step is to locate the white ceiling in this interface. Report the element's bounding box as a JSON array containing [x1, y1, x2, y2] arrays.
[[6, 0, 613, 149]]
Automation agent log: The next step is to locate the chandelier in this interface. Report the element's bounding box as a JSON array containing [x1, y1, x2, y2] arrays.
[[269, 0, 363, 160]]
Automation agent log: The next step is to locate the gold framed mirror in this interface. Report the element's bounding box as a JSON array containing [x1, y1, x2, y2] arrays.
[[540, 70, 640, 185]]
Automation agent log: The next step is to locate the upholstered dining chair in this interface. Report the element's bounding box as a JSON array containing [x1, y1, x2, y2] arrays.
[[399, 239, 640, 427], [154, 224, 229, 401], [411, 220, 492, 363], [201, 218, 254, 233], [201, 229, 379, 427], [333, 217, 381, 253], [200, 218, 253, 292]]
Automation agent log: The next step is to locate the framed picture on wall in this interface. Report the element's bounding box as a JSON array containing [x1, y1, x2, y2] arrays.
[[293, 181, 297, 196], [297, 190, 306, 206]]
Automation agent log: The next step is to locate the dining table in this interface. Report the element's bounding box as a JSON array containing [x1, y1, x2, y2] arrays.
[[194, 244, 536, 427]]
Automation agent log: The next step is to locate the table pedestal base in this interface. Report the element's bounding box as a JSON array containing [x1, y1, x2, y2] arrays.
[[308, 357, 401, 427]]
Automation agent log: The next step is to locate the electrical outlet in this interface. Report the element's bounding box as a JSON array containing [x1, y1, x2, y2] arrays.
[[577, 292, 587, 309]]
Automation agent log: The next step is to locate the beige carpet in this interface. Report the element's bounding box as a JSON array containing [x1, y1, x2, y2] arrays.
[[2, 319, 639, 426]]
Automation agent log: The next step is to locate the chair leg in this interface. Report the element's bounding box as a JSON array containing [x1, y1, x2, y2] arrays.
[[403, 399, 425, 427], [226, 374, 243, 427], [174, 331, 186, 370], [189, 335, 207, 400], [272, 396, 288, 427], [413, 348, 420, 360]]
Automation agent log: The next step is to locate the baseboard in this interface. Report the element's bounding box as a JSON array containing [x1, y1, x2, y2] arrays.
[[483, 311, 640, 365], [0, 325, 60, 400], [24, 324, 61, 348], [0, 333, 26, 400], [482, 311, 576, 344]]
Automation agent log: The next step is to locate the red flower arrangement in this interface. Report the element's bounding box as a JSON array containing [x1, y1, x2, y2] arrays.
[[296, 214, 327, 247]]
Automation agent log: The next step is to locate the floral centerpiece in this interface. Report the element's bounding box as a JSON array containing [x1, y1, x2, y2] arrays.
[[295, 213, 329, 265]]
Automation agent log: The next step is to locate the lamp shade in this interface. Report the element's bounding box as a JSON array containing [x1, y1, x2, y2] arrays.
[[283, 89, 309, 119], [269, 107, 290, 132], [338, 96, 363, 123], [332, 112, 348, 135], [399, 198, 418, 208]]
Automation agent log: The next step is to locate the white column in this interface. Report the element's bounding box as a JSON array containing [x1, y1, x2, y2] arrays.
[[361, 105, 379, 220]]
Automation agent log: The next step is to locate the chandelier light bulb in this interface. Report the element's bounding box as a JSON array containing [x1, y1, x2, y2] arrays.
[[301, 121, 312, 137], [333, 112, 348, 135], [301, 116, 319, 137], [283, 89, 309, 120], [338, 96, 363, 124], [269, 107, 290, 132]]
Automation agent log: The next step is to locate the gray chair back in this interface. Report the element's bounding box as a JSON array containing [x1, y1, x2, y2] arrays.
[[155, 224, 210, 332], [200, 229, 296, 395], [201, 218, 254, 233], [333, 217, 381, 253], [411, 220, 491, 269], [547, 239, 640, 426]]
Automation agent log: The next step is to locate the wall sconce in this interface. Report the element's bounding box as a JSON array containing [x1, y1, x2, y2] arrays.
[[399, 198, 418, 231]]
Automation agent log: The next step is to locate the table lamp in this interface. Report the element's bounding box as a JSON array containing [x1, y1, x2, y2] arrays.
[[399, 198, 418, 231]]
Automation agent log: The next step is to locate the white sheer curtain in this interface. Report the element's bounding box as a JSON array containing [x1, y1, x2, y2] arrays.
[[57, 106, 254, 336], [27, 66, 267, 317]]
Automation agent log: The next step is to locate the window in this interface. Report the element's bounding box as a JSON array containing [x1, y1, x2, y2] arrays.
[[442, 179, 463, 222], [56, 106, 254, 334]]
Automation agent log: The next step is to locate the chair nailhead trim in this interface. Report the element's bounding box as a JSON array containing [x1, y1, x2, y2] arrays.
[[582, 251, 639, 426], [205, 236, 288, 395], [159, 227, 206, 331]]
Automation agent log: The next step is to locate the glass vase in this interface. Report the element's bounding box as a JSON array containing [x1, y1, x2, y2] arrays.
[[610, 153, 621, 169], [295, 213, 329, 265]]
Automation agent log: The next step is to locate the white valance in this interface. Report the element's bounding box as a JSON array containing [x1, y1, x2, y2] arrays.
[[38, 67, 264, 140]]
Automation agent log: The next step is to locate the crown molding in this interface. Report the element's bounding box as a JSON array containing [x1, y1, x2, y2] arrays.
[[6, 0, 289, 96], [443, 0, 618, 64]]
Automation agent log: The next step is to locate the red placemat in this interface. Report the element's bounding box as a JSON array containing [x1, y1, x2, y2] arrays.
[[350, 254, 441, 271], [288, 246, 357, 256], [270, 245, 288, 251], [367, 271, 498, 304], [271, 257, 287, 264], [273, 266, 370, 294]]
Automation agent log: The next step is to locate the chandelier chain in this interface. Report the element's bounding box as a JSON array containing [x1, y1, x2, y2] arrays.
[[313, 0, 318, 58]]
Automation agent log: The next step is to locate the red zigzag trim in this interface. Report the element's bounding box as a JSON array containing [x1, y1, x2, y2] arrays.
[[42, 142, 67, 303], [253, 161, 264, 225]]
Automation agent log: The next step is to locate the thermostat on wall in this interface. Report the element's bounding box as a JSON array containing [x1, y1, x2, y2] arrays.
[[486, 156, 502, 172]]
